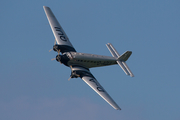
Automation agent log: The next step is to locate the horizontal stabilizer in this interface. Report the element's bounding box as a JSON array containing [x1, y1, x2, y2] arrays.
[[106, 43, 120, 58], [121, 61, 134, 77], [106, 43, 134, 77], [116, 61, 130, 76]]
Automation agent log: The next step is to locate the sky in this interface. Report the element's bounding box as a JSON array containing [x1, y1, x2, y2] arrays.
[[0, 0, 180, 120]]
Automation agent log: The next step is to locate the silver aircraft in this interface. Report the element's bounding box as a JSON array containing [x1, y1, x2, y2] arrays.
[[43, 6, 134, 110]]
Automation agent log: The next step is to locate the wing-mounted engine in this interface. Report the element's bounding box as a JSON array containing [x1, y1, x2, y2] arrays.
[[52, 44, 76, 54], [50, 43, 75, 53], [68, 66, 90, 80], [53, 44, 61, 52], [68, 70, 80, 80]]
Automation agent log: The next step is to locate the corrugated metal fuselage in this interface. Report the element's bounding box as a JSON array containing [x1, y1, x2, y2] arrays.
[[66, 52, 117, 68]]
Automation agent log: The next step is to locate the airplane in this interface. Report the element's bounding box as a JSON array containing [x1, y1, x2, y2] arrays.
[[43, 6, 134, 110]]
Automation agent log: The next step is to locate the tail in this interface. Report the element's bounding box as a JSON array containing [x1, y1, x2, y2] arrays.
[[106, 43, 134, 77]]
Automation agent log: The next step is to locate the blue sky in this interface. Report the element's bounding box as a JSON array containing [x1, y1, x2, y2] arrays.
[[1, 0, 180, 120]]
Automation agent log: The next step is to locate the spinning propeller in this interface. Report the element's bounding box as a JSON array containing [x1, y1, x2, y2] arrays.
[[50, 39, 62, 64], [68, 66, 80, 81]]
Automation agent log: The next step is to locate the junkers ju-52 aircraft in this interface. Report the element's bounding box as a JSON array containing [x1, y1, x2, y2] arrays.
[[43, 6, 134, 110]]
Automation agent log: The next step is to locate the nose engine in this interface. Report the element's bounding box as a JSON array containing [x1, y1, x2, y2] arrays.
[[53, 53, 70, 66], [56, 55, 61, 63]]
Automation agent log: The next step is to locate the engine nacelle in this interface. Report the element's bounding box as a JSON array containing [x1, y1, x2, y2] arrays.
[[56, 55, 61, 62], [70, 71, 80, 78], [55, 54, 70, 66], [53, 45, 61, 52]]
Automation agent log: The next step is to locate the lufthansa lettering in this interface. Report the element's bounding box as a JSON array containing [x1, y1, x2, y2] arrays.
[[54, 27, 67, 41], [89, 78, 105, 92]]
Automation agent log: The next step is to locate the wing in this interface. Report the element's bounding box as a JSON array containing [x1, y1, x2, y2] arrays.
[[71, 66, 121, 110], [43, 6, 76, 53]]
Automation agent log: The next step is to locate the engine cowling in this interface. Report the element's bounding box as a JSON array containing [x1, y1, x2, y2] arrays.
[[70, 71, 80, 78], [55, 54, 70, 66], [56, 55, 61, 62], [53, 45, 61, 52]]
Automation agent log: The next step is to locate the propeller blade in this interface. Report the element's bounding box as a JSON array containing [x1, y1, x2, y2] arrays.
[[51, 58, 56, 61], [49, 49, 53, 52], [68, 77, 71, 81], [58, 49, 60, 55], [49, 39, 57, 52], [54, 39, 57, 45], [70, 65, 72, 70]]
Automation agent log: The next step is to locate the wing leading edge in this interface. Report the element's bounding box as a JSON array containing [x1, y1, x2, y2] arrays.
[[71, 66, 121, 110]]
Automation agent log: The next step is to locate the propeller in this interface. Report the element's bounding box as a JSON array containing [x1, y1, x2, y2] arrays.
[[57, 50, 62, 64], [68, 66, 80, 81], [56, 54, 62, 64], [51, 51, 62, 64], [49, 49, 53, 52], [68, 77, 71, 81], [49, 39, 62, 64], [51, 58, 56, 61], [57, 49, 60, 55]]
